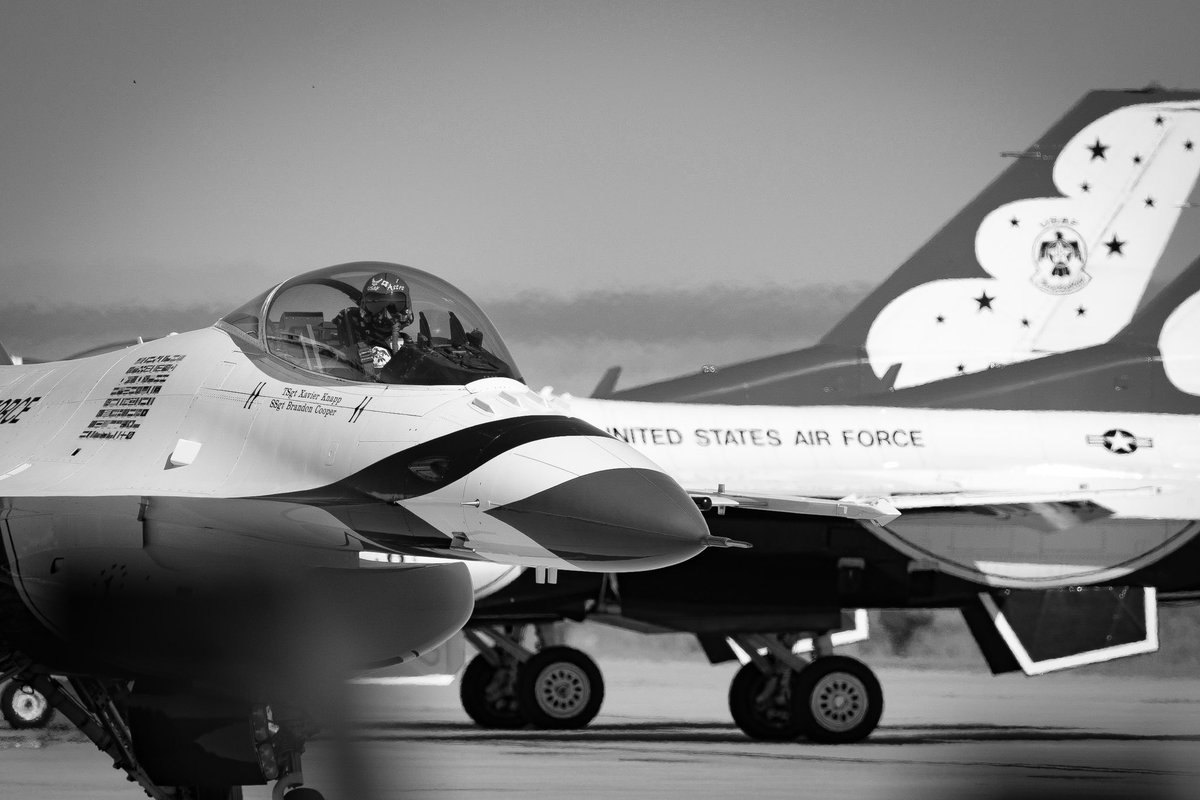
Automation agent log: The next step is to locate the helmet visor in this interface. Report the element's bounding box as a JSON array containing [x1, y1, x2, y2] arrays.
[[362, 296, 408, 316]]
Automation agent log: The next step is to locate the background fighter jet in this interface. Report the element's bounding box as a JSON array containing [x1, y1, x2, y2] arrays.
[[458, 88, 1200, 743], [467, 255, 1200, 746], [0, 262, 710, 799]]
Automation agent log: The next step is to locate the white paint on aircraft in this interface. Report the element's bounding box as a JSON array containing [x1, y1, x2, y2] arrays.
[[866, 100, 1200, 388], [1159, 289, 1200, 396], [565, 393, 1200, 588]]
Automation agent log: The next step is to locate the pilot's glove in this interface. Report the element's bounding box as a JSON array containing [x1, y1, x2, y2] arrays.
[[368, 346, 392, 368]]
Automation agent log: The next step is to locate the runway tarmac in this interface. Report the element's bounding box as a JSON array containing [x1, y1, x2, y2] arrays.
[[3, 659, 1200, 799]]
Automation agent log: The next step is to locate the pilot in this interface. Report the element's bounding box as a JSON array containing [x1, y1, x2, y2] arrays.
[[336, 272, 415, 377]]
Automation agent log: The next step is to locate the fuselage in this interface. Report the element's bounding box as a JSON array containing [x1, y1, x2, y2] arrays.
[[565, 395, 1197, 504], [563, 395, 1200, 587], [0, 327, 708, 573]]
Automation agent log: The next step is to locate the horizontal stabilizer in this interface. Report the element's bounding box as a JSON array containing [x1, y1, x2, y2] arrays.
[[962, 586, 1157, 675]]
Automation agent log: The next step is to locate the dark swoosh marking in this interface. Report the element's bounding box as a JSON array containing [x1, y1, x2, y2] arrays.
[[269, 415, 612, 504]]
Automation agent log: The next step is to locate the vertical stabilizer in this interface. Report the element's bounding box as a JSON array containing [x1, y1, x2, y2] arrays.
[[841, 89, 1200, 388], [872, 253, 1200, 414], [612, 88, 1200, 405]]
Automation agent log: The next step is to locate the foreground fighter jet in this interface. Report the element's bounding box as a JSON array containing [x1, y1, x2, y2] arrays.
[[0, 262, 709, 799], [460, 87, 1200, 740]]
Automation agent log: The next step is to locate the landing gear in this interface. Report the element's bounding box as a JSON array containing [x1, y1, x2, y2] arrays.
[[727, 661, 804, 740], [459, 652, 523, 728], [0, 660, 327, 800], [518, 646, 604, 729], [462, 625, 605, 729], [1, 681, 53, 729], [726, 634, 883, 743], [793, 655, 882, 744]]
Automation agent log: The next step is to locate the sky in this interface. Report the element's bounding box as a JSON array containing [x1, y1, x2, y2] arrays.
[[3, 1, 1200, 391]]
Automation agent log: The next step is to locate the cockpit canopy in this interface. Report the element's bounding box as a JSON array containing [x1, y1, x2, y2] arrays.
[[219, 262, 521, 386]]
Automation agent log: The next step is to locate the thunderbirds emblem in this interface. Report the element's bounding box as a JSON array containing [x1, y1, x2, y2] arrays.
[[1032, 222, 1090, 295]]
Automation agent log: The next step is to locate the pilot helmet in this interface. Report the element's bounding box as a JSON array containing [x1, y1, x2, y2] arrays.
[[360, 272, 414, 327]]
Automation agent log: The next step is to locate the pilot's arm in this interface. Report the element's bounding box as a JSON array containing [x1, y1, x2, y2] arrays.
[[333, 308, 385, 375]]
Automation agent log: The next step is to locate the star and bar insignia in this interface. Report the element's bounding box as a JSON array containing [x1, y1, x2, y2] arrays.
[[1086, 429, 1153, 455]]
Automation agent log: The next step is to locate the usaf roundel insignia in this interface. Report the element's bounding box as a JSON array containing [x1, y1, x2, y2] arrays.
[[1032, 223, 1090, 295], [1086, 429, 1153, 455]]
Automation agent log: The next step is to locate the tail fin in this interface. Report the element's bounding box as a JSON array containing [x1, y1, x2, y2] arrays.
[[0, 341, 13, 366], [612, 87, 1200, 405], [838, 88, 1200, 389], [871, 252, 1200, 413]]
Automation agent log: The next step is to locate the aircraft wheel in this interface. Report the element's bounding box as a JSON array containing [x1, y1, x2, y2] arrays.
[[518, 646, 604, 729], [459, 654, 524, 728], [1, 681, 53, 729], [793, 656, 883, 744], [727, 661, 804, 741]]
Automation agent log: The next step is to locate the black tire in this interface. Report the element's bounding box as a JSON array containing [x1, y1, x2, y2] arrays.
[[793, 656, 883, 744], [282, 789, 323, 800], [727, 661, 804, 741], [517, 647, 604, 729], [1, 681, 53, 729], [459, 654, 524, 729]]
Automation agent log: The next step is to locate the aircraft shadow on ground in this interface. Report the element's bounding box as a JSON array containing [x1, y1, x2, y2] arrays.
[[356, 720, 1200, 747]]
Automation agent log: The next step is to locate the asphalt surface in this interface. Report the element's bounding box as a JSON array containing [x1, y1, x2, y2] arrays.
[[3, 659, 1200, 800]]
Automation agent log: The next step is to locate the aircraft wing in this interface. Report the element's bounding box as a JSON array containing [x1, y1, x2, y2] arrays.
[[690, 485, 1162, 532], [688, 490, 901, 524], [881, 486, 1167, 533], [883, 485, 1160, 511]]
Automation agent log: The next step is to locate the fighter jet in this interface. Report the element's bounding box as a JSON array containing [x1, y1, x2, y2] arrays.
[[0, 262, 710, 799], [460, 87, 1200, 742]]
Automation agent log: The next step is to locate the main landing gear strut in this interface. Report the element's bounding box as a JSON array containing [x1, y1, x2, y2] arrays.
[[726, 633, 883, 744], [0, 654, 327, 800], [458, 626, 884, 743], [460, 625, 604, 729]]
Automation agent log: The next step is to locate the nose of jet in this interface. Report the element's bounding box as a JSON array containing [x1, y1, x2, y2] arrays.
[[486, 464, 709, 571], [474, 430, 710, 571]]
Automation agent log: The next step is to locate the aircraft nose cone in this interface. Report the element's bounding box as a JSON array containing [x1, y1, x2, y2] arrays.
[[485, 463, 709, 571]]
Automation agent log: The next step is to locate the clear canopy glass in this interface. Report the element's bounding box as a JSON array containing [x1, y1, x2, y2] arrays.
[[220, 262, 521, 386]]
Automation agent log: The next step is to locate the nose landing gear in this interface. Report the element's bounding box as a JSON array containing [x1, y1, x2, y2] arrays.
[[461, 626, 605, 729], [458, 642, 524, 729], [518, 646, 604, 729]]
